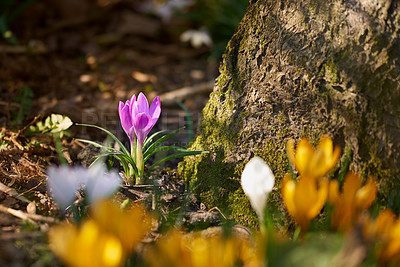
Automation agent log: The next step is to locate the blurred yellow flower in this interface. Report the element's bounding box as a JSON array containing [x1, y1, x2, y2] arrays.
[[363, 209, 400, 265], [91, 200, 153, 251], [287, 135, 340, 180], [48, 220, 124, 267], [145, 229, 259, 267], [48, 201, 154, 267], [328, 172, 377, 232], [282, 174, 329, 232]]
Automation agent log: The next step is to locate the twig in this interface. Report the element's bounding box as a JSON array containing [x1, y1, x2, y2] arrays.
[[0, 100, 20, 109], [0, 41, 47, 54], [0, 204, 59, 224], [0, 181, 30, 204], [208, 206, 227, 220], [0, 231, 44, 240], [18, 114, 41, 135], [159, 80, 215, 107]]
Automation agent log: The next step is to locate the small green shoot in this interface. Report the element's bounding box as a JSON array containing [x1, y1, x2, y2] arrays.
[[28, 114, 73, 139]]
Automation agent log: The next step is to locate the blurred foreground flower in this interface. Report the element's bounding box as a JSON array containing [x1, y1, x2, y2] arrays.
[[49, 201, 153, 267], [91, 201, 153, 252], [47, 164, 121, 211], [287, 135, 340, 180], [146, 229, 258, 267], [241, 157, 275, 222], [329, 172, 377, 232], [49, 220, 124, 267], [363, 209, 400, 265], [282, 174, 329, 232]]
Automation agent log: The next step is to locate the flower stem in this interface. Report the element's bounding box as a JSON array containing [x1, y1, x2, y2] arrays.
[[135, 139, 145, 185], [128, 139, 138, 184]]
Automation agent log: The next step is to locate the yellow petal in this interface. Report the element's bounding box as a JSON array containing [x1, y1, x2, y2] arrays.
[[293, 176, 320, 230], [286, 139, 296, 168], [282, 174, 297, 219], [342, 172, 362, 204], [92, 201, 153, 251], [376, 209, 396, 238], [355, 178, 378, 210], [48, 223, 79, 266], [311, 136, 340, 178], [295, 139, 314, 177], [385, 221, 400, 261], [328, 180, 339, 204], [307, 178, 329, 219]]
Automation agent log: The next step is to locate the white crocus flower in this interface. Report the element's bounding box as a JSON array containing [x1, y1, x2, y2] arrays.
[[241, 157, 275, 221], [85, 163, 121, 204], [47, 166, 87, 211], [47, 164, 121, 211]]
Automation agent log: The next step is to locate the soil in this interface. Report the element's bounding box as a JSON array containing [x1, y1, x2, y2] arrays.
[[0, 0, 220, 265]]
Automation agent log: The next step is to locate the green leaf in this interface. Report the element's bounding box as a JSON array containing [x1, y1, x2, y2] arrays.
[[76, 123, 130, 156], [143, 145, 191, 162], [12, 86, 33, 124], [143, 128, 184, 159], [147, 150, 207, 175], [76, 139, 117, 153], [142, 129, 168, 151]]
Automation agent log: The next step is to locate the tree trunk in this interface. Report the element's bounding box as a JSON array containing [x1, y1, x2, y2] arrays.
[[179, 0, 400, 226]]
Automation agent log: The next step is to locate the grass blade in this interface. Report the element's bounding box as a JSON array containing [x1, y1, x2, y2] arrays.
[[144, 146, 190, 162], [143, 128, 184, 158], [76, 123, 130, 156], [143, 129, 168, 151]]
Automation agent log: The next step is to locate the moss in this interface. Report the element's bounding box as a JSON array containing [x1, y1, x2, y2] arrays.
[[179, 0, 400, 229], [324, 59, 340, 84]]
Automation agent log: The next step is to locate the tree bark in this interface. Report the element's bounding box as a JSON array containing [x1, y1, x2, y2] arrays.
[[179, 0, 400, 226]]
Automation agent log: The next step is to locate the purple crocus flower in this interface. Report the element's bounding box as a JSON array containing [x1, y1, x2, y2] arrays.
[[118, 94, 137, 143], [131, 93, 161, 147], [119, 93, 161, 147]]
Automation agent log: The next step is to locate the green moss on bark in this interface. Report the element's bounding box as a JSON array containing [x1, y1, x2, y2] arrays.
[[179, 0, 400, 228]]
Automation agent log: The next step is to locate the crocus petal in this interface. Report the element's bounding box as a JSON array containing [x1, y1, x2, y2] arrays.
[[241, 157, 275, 221], [135, 92, 149, 115], [149, 96, 161, 125], [47, 166, 82, 210], [86, 164, 121, 204], [282, 174, 297, 220], [129, 94, 136, 109], [118, 101, 134, 142], [133, 113, 152, 146], [355, 178, 378, 210], [295, 139, 314, 177], [49, 220, 125, 267], [328, 179, 339, 204], [286, 139, 296, 169]]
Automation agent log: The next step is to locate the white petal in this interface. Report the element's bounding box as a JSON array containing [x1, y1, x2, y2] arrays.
[[241, 157, 275, 220], [47, 166, 81, 211], [85, 164, 121, 203]]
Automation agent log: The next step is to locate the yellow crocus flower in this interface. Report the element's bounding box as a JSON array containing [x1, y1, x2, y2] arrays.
[[145, 229, 259, 267], [48, 220, 124, 267], [282, 174, 329, 232], [48, 201, 154, 267], [287, 135, 341, 180], [328, 172, 377, 232], [363, 209, 400, 265]]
